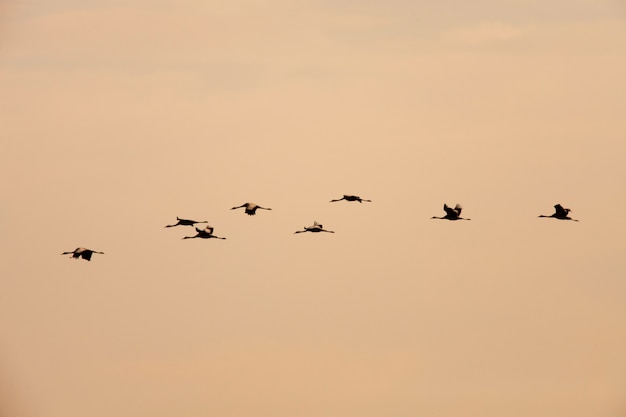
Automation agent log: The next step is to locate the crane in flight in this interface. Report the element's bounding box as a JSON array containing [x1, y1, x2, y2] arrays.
[[329, 194, 371, 203], [165, 216, 208, 228], [538, 204, 579, 221], [294, 221, 335, 234], [61, 247, 104, 261], [182, 225, 226, 240], [231, 202, 272, 216], [431, 204, 471, 221]]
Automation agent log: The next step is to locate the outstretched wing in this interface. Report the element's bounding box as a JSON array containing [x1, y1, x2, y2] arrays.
[[454, 204, 463, 215], [554, 204, 568, 217], [443, 204, 455, 216]]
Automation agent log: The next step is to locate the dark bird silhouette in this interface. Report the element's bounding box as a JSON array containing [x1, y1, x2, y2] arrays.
[[61, 247, 104, 261], [231, 202, 272, 216], [294, 221, 335, 234], [431, 204, 471, 221], [329, 194, 371, 203], [165, 216, 208, 228], [182, 225, 226, 240], [539, 204, 579, 221]]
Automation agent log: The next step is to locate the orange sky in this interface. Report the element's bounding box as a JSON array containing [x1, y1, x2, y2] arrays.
[[1, 1, 626, 416]]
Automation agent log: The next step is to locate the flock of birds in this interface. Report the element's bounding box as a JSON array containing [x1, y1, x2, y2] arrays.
[[61, 197, 579, 261]]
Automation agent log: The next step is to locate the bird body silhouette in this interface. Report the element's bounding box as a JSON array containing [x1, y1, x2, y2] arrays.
[[231, 202, 272, 216], [431, 204, 470, 220], [539, 204, 579, 221], [61, 247, 104, 261], [294, 221, 335, 234], [165, 216, 208, 228], [329, 194, 371, 203], [182, 226, 226, 240]]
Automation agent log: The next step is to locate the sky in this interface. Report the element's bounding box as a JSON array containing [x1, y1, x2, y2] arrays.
[[1, 1, 626, 416]]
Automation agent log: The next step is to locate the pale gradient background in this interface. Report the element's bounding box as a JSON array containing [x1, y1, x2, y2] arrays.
[[1, 1, 626, 416]]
